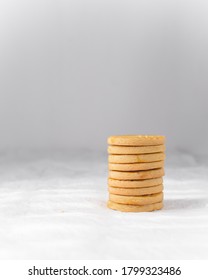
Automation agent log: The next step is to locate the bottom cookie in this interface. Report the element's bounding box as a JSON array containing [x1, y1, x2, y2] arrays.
[[109, 192, 163, 205], [107, 201, 163, 212]]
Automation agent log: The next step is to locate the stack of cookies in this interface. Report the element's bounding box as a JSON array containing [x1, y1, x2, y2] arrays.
[[107, 135, 165, 212]]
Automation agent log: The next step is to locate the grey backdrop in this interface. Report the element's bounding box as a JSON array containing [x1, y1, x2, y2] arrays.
[[0, 0, 207, 155]]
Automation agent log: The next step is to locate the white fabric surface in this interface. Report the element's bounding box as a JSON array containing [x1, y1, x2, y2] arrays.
[[0, 150, 208, 259]]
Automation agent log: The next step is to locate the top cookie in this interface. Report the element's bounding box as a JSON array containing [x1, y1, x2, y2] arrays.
[[108, 135, 165, 146]]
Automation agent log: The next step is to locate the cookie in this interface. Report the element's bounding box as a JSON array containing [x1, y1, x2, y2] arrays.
[[108, 135, 165, 146], [108, 177, 163, 188], [107, 201, 163, 212], [108, 153, 165, 163], [108, 184, 163, 196], [109, 161, 164, 171], [109, 192, 163, 205], [109, 168, 164, 180], [108, 145, 165, 155]]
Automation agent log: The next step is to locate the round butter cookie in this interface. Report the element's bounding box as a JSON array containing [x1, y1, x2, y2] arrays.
[[107, 201, 163, 212], [109, 161, 164, 171], [108, 153, 165, 163], [109, 168, 164, 180], [109, 192, 163, 205], [108, 145, 165, 155], [108, 177, 163, 188], [108, 184, 163, 196], [108, 135, 165, 146]]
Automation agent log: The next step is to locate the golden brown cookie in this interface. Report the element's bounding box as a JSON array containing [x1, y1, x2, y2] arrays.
[[109, 168, 164, 180], [108, 184, 163, 196], [109, 161, 164, 171], [109, 192, 163, 205], [108, 135, 165, 146], [107, 201, 163, 212], [108, 145, 165, 155], [108, 153, 165, 163], [108, 177, 163, 188]]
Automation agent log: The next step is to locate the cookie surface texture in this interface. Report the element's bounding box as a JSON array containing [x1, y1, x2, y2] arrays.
[[108, 153, 165, 163], [108, 184, 163, 196], [109, 161, 164, 171], [109, 168, 164, 180], [108, 135, 165, 146], [108, 145, 165, 155], [107, 201, 163, 212], [108, 177, 163, 188]]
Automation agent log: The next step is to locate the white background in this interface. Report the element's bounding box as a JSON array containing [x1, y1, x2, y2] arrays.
[[0, 0, 208, 154]]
